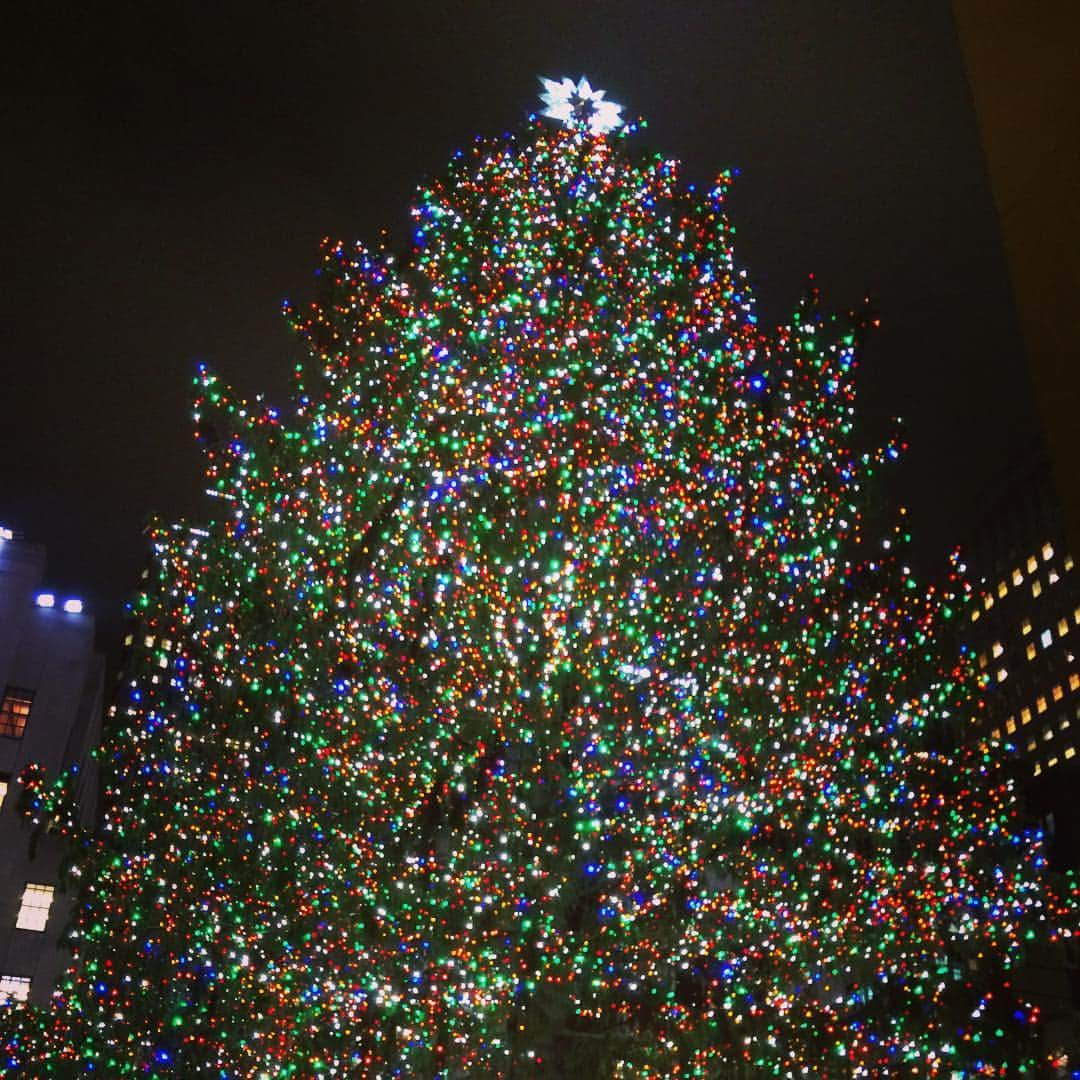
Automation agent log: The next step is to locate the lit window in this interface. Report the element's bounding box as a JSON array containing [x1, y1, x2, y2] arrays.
[[997, 667, 1008, 682], [1075, 605, 1080, 625], [15, 884, 54, 932], [1022, 619, 1032, 635], [0, 975, 30, 1003], [162, 639, 173, 652], [1042, 629, 1054, 648], [1067, 746, 1077, 760], [1021, 707, 1032, 725], [992, 642, 1004, 658], [0, 688, 33, 739], [1070, 673, 1079, 692], [1027, 738, 1037, 751], [991, 728, 1001, 740], [1035, 761, 1043, 776], [1062, 717, 1071, 731], [1033, 580, 1043, 597], [998, 581, 1008, 598], [1027, 642, 1037, 660], [1028, 555, 1039, 573], [1037, 696, 1048, 714], [1053, 684, 1064, 702], [1012, 568, 1023, 586], [143, 635, 155, 649], [1043, 727, 1054, 741], [971, 609, 980, 623], [1050, 569, 1060, 584], [984, 595, 994, 610], [123, 633, 133, 647], [1049, 756, 1060, 768], [1043, 543, 1055, 561], [1059, 618, 1069, 637], [1066, 555, 1074, 572], [1006, 718, 1017, 734], [978, 653, 988, 670], [158, 655, 168, 669], [0, 777, 7, 807]]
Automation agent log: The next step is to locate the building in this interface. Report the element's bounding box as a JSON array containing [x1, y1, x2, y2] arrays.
[[965, 451, 1080, 864], [961, 455, 1080, 1065], [953, 2, 1080, 558], [0, 526, 103, 1005]]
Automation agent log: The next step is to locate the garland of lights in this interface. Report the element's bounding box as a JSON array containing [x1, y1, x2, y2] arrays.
[[1, 82, 1075, 1077]]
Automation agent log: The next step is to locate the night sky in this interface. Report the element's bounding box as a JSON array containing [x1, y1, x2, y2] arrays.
[[1, 2, 1040, 656]]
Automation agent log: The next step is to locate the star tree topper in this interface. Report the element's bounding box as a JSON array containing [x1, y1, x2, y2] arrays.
[[539, 76, 624, 135]]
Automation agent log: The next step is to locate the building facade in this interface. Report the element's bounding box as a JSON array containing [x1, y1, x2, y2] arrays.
[[964, 452, 1080, 863], [961, 455, 1080, 1064], [0, 527, 103, 1005]]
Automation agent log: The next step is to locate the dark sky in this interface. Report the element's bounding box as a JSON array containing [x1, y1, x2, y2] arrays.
[[1, 1, 1041, 655]]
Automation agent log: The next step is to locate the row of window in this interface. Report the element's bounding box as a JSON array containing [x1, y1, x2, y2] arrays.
[[976, 606, 1080, 674], [971, 545, 1073, 621], [992, 673, 1080, 739]]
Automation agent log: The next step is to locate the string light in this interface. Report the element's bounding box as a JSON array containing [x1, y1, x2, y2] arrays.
[[1, 98, 1074, 1077]]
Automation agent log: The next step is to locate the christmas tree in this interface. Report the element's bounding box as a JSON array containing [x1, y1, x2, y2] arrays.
[[4, 78, 1075, 1077]]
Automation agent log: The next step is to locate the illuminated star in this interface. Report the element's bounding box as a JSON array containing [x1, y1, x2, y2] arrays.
[[539, 76, 623, 135]]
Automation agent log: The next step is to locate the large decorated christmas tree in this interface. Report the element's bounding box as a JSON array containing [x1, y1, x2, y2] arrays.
[[4, 78, 1075, 1076]]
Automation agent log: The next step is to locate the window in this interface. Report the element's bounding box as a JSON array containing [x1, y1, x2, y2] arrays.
[[978, 653, 988, 670], [1053, 684, 1065, 702], [1070, 673, 1079, 692], [1037, 696, 1048, 714], [1059, 618, 1069, 637], [1042, 629, 1054, 649], [997, 668, 1008, 683], [0, 775, 7, 808], [1012, 568, 1024, 586], [1033, 579, 1043, 598], [1027, 737, 1037, 751], [1035, 761, 1043, 776], [1028, 555, 1039, 573], [1049, 756, 1060, 769], [15, 884, 54, 932], [1067, 746, 1077, 760], [1021, 707, 1032, 725], [0, 688, 32, 739], [1050, 569, 1060, 585], [0, 975, 30, 1003], [992, 642, 1004, 658], [1022, 619, 1033, 635], [998, 581, 1008, 598], [1043, 727, 1055, 741], [1027, 642, 1037, 661], [971, 609, 981, 623], [984, 594, 995, 610], [1066, 554, 1075, 572], [1006, 717, 1017, 734], [1043, 543, 1055, 562]]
